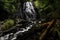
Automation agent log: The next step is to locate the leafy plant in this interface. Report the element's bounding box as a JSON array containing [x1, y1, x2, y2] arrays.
[[1, 19, 14, 31]]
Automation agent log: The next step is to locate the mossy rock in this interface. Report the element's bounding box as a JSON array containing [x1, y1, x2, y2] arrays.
[[1, 19, 15, 31]]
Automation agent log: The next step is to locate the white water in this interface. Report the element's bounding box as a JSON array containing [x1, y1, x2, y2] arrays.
[[0, 1, 37, 40], [23, 2, 36, 21], [0, 24, 33, 40]]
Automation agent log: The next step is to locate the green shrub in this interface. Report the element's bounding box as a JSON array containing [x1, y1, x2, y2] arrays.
[[1, 19, 14, 31]]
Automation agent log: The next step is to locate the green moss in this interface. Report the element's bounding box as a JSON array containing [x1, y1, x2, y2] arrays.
[[34, 1, 39, 8], [1, 19, 15, 31]]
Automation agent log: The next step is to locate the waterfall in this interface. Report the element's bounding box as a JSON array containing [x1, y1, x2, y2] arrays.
[[0, 1, 37, 40], [13, 1, 37, 22], [23, 1, 36, 21]]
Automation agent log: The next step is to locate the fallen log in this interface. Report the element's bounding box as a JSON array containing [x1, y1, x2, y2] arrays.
[[39, 20, 55, 40]]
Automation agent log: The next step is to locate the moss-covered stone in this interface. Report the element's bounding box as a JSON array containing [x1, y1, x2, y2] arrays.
[[1, 19, 15, 31]]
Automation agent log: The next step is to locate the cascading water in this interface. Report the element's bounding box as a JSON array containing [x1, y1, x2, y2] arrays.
[[22, 1, 36, 22], [0, 23, 33, 40], [0, 1, 37, 40]]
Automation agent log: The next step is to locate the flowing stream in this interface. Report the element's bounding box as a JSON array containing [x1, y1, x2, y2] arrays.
[[0, 1, 37, 40], [0, 23, 33, 40]]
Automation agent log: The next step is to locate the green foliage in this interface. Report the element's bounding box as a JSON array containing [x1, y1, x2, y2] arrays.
[[34, 0, 48, 8], [34, 0, 58, 19], [3, 0, 16, 13], [0, 0, 21, 13], [0, 0, 21, 20], [1, 19, 14, 31], [55, 28, 60, 39]]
